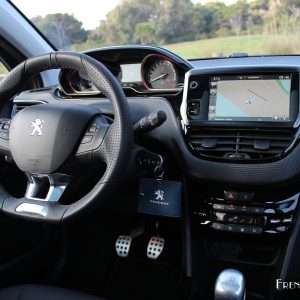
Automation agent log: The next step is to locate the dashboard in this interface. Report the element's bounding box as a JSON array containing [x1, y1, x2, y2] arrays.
[[59, 46, 192, 96], [12, 47, 300, 186]]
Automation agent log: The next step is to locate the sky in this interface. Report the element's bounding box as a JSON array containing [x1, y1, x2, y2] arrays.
[[12, 0, 238, 30]]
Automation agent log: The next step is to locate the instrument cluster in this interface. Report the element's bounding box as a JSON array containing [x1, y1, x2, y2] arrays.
[[59, 48, 190, 96]]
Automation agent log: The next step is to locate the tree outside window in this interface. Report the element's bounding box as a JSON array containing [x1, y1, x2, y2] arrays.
[[0, 62, 8, 82]]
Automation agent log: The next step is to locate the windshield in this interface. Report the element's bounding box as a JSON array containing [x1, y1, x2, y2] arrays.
[[12, 0, 300, 59]]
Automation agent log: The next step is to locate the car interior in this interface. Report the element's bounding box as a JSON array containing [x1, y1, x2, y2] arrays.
[[0, 1, 300, 300]]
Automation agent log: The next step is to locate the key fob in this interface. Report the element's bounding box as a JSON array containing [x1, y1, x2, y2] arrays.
[[137, 178, 182, 218]]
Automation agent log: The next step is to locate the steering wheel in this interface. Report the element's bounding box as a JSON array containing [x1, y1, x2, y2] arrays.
[[0, 52, 132, 222]]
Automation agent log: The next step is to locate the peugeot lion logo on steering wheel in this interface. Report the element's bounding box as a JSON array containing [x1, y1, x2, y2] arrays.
[[30, 119, 44, 136]]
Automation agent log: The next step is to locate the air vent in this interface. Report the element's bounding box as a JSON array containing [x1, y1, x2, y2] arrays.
[[12, 100, 46, 117], [187, 127, 294, 160]]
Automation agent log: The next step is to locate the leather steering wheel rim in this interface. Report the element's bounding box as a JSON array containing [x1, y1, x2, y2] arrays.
[[0, 51, 132, 222]]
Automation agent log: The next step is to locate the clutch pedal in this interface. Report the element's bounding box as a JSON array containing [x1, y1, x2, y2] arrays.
[[115, 235, 132, 258], [147, 236, 165, 259]]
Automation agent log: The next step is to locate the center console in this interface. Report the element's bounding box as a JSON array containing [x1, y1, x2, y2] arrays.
[[181, 66, 300, 236], [181, 66, 300, 231], [181, 66, 300, 299]]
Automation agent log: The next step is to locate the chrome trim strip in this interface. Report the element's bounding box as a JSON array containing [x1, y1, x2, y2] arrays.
[[60, 85, 182, 97], [16, 203, 48, 217], [60, 87, 101, 96], [180, 69, 193, 126], [13, 100, 47, 104]]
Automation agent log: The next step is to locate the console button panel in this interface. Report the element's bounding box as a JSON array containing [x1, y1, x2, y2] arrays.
[[0, 118, 10, 140], [193, 191, 299, 235], [187, 100, 200, 117]]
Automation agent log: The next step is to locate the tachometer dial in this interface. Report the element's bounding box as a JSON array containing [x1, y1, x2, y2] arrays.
[[142, 55, 178, 90], [60, 70, 99, 95]]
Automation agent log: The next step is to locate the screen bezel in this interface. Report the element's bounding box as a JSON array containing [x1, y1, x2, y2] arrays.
[[185, 70, 299, 128], [208, 73, 293, 123]]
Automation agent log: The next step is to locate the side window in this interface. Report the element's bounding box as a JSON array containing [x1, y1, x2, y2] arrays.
[[0, 61, 9, 81]]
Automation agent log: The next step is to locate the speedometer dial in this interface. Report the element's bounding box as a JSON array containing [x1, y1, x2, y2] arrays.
[[142, 55, 179, 90]]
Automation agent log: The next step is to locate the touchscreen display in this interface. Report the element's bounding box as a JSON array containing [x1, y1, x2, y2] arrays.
[[208, 74, 292, 122]]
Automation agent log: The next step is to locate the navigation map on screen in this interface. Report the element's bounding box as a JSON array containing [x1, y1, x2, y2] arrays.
[[208, 75, 291, 122]]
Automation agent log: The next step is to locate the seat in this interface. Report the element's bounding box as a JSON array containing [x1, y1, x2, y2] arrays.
[[0, 284, 106, 300]]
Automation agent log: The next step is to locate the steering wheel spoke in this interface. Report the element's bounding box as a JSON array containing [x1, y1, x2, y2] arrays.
[[92, 123, 112, 161], [25, 173, 72, 202], [76, 115, 110, 157]]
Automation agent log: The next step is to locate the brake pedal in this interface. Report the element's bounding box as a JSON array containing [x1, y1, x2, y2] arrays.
[[115, 235, 132, 258], [147, 236, 165, 259]]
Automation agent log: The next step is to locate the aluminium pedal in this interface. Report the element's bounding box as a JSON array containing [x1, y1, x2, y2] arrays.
[[147, 236, 165, 259], [115, 235, 132, 258]]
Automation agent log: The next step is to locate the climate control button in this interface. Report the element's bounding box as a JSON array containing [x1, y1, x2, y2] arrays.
[[224, 190, 238, 201], [250, 207, 264, 214], [225, 204, 237, 212], [213, 204, 225, 211], [224, 224, 238, 232], [212, 223, 224, 230]]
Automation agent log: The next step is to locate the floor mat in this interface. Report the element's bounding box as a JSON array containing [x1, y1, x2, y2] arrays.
[[103, 258, 183, 300]]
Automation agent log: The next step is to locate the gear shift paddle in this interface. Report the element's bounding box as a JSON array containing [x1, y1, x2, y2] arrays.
[[214, 269, 246, 300]]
